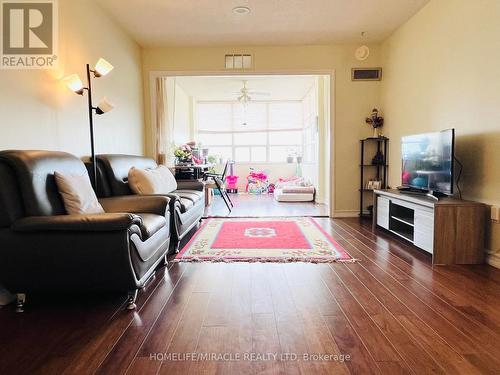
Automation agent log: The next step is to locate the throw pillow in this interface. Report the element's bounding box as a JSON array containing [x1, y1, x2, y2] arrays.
[[54, 171, 105, 215], [128, 165, 177, 195]]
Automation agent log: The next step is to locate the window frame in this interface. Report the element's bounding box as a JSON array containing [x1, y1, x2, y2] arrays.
[[197, 101, 305, 164]]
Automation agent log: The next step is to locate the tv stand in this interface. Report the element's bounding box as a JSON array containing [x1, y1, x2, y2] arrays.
[[373, 189, 485, 265]]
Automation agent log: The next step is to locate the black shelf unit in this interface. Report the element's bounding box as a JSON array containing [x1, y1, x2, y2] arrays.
[[359, 137, 389, 217]]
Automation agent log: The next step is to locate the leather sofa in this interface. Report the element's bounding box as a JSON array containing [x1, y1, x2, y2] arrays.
[[0, 150, 171, 311], [96, 154, 205, 254]]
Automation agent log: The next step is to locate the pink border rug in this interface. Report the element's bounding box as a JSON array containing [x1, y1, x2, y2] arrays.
[[174, 217, 356, 263]]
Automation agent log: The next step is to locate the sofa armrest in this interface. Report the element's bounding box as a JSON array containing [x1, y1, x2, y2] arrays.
[[12, 213, 141, 232], [165, 193, 182, 209], [176, 180, 204, 191], [99, 195, 170, 216]]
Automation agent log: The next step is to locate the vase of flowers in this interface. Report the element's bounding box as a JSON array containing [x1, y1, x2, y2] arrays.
[[365, 108, 384, 138], [173, 144, 193, 164]]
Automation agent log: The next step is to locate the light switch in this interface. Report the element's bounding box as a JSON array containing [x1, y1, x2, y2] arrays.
[[491, 206, 500, 223]]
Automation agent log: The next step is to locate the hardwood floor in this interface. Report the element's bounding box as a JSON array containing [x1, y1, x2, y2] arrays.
[[1, 218, 499, 374], [204, 193, 330, 217]]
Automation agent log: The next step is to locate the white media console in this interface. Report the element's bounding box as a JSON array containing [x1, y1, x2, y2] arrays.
[[372, 189, 485, 265]]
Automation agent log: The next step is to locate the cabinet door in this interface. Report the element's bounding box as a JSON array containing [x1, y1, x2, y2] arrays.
[[377, 196, 390, 229], [414, 209, 434, 253]]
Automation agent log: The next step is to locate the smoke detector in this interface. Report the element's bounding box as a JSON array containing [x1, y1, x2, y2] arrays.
[[233, 6, 251, 15]]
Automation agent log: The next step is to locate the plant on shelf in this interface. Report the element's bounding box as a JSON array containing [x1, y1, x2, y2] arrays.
[[365, 108, 384, 138], [286, 148, 298, 163], [206, 155, 218, 173]]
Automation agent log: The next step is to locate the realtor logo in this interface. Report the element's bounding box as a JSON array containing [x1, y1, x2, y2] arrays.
[[1, 0, 58, 69]]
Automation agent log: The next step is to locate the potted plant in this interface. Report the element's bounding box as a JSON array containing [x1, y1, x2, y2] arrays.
[[173, 144, 193, 165], [207, 155, 218, 173], [207, 155, 217, 164], [365, 108, 384, 138]]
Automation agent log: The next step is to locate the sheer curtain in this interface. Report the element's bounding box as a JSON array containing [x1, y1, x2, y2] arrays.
[[153, 77, 172, 165]]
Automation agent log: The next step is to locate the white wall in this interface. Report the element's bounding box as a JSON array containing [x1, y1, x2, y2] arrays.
[[172, 80, 191, 144], [380, 0, 500, 265], [0, 0, 144, 157], [142, 44, 382, 216], [301, 82, 319, 196], [0, 0, 145, 301]]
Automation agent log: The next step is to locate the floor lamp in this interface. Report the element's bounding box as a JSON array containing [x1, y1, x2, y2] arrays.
[[63, 58, 114, 190]]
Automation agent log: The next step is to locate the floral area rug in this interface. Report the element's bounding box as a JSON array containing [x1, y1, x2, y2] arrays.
[[174, 217, 356, 263]]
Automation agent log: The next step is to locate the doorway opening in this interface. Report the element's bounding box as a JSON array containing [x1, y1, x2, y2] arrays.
[[153, 74, 332, 217]]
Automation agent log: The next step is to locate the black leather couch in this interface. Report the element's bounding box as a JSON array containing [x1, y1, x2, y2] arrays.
[[0, 150, 171, 311], [96, 154, 205, 254]]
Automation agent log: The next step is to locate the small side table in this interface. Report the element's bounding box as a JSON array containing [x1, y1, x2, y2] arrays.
[[173, 164, 213, 180]]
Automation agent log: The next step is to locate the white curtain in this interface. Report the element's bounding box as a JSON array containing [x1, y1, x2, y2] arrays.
[[153, 77, 173, 165]]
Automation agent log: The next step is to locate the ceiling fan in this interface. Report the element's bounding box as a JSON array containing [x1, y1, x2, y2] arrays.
[[234, 80, 270, 104]]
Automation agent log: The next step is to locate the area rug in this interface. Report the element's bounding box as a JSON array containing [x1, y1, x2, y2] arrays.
[[174, 217, 356, 263]]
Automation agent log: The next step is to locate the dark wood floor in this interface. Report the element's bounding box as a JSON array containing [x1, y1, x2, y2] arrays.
[[204, 194, 330, 218], [1, 218, 499, 374]]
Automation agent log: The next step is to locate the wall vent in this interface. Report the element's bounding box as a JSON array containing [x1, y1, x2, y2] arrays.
[[351, 68, 382, 81], [225, 54, 252, 70]]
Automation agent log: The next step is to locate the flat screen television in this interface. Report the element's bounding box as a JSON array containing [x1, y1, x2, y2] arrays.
[[401, 129, 455, 195]]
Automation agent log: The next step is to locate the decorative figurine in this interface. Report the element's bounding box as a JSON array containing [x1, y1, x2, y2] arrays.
[[372, 150, 385, 165], [365, 108, 384, 138]]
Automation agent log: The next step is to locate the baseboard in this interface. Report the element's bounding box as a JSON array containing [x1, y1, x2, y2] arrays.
[[486, 251, 500, 269], [333, 210, 359, 218]]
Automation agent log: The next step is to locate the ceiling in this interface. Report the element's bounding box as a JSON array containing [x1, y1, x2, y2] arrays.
[[173, 75, 317, 101], [96, 0, 430, 47]]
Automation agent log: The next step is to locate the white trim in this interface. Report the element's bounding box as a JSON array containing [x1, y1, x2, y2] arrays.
[[197, 99, 303, 104], [149, 69, 335, 78], [486, 250, 500, 269], [332, 210, 359, 218], [325, 76, 334, 219], [199, 129, 304, 133]]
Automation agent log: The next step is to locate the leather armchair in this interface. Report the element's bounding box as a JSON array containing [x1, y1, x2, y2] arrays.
[[0, 150, 171, 312], [99, 195, 170, 216], [96, 154, 205, 254], [12, 213, 140, 232]]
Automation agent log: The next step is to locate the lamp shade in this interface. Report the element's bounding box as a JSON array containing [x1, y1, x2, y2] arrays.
[[63, 74, 84, 94], [94, 58, 113, 77], [95, 97, 115, 115]]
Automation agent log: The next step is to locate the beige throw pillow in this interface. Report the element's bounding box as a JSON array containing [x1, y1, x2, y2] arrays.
[[54, 171, 105, 215], [128, 165, 177, 195]]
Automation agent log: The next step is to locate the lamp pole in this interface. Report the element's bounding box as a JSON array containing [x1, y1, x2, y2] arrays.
[[63, 58, 114, 192], [85, 64, 97, 190]]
